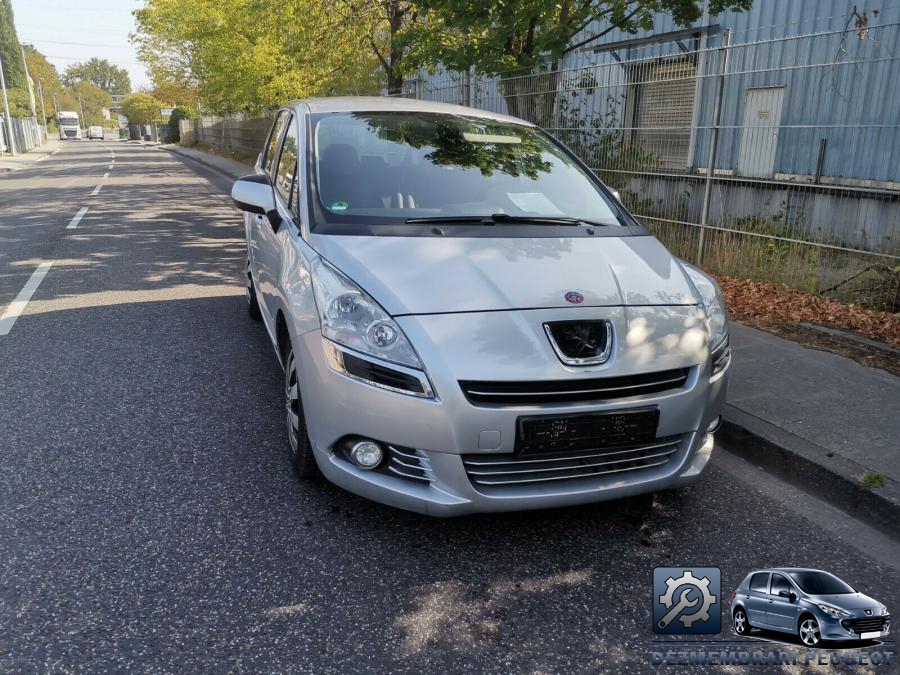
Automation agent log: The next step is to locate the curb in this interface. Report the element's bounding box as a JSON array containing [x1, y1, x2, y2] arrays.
[[164, 145, 249, 181], [720, 404, 900, 541]]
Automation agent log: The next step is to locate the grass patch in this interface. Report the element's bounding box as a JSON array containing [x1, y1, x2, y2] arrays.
[[858, 471, 887, 489]]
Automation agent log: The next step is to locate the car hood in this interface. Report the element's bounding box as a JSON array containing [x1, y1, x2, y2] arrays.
[[309, 234, 698, 315], [807, 593, 882, 610]]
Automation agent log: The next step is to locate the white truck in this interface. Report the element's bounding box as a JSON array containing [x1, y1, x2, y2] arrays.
[[58, 112, 82, 140]]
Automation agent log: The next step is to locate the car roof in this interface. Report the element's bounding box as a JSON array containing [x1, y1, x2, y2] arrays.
[[747, 568, 823, 576], [287, 96, 534, 127]]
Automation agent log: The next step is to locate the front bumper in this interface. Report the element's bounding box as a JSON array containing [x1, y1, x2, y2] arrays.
[[295, 322, 728, 516], [819, 614, 891, 641]]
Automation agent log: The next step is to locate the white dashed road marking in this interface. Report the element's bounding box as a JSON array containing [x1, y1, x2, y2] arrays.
[[91, 184, 102, 195], [0, 263, 54, 336], [66, 207, 89, 230], [103, 172, 109, 179]]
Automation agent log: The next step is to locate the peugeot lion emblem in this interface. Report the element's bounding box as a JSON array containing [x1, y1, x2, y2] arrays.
[[564, 291, 584, 304]]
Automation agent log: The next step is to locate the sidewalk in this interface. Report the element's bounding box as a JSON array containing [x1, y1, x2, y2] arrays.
[[169, 144, 900, 538], [164, 144, 252, 179], [721, 323, 900, 539], [0, 138, 62, 173]]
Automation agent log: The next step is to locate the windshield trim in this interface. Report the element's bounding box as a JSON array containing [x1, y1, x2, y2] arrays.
[[304, 110, 647, 238]]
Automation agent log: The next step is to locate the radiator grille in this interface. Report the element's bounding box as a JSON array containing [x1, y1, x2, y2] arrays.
[[841, 617, 887, 633], [460, 368, 690, 406], [462, 435, 682, 489]]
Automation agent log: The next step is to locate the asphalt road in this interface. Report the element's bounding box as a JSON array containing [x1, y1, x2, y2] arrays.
[[1, 141, 897, 673]]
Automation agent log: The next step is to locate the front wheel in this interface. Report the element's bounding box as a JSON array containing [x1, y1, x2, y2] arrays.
[[733, 608, 751, 635], [799, 616, 822, 647], [285, 348, 320, 479], [245, 256, 262, 321]]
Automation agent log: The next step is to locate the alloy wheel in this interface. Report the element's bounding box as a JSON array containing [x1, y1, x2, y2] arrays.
[[734, 610, 747, 634], [285, 353, 300, 458], [800, 618, 821, 646], [245, 258, 254, 306]]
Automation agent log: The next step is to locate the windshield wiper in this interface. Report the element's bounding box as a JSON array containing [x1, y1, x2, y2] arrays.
[[405, 213, 614, 227]]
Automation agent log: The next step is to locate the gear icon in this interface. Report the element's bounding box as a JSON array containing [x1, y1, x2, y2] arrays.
[[659, 571, 717, 628]]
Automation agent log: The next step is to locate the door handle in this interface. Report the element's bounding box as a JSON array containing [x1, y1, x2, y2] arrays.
[[745, 595, 750, 599], [768, 599, 774, 603]]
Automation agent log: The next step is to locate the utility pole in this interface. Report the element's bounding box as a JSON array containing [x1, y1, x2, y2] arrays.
[[20, 45, 37, 118], [78, 94, 86, 128], [0, 51, 16, 155], [52, 91, 59, 119], [36, 80, 48, 139]]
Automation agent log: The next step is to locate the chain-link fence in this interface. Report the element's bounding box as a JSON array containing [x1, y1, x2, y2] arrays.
[[180, 112, 275, 162], [0, 115, 45, 155], [406, 22, 900, 311]]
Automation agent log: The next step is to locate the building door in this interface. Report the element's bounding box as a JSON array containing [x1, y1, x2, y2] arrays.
[[737, 86, 784, 177]]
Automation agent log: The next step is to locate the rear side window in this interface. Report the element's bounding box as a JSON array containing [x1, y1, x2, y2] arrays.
[[749, 573, 769, 592], [274, 116, 299, 209], [770, 574, 791, 595], [262, 111, 288, 175]]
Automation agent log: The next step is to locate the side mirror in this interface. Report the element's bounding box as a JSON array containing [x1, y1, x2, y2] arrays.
[[232, 174, 281, 229], [778, 590, 796, 599]]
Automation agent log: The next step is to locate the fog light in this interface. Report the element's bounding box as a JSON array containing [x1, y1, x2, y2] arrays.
[[350, 440, 383, 469]]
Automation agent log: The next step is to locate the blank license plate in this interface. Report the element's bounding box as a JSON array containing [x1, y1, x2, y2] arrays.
[[861, 631, 881, 639], [516, 408, 659, 454]]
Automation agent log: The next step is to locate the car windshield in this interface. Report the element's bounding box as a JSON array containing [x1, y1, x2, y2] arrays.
[[59, 118, 78, 126], [787, 571, 855, 595], [312, 112, 622, 227]]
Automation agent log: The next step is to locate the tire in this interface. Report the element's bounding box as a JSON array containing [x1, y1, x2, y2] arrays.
[[733, 608, 751, 635], [285, 348, 320, 479], [245, 256, 262, 321], [798, 615, 822, 647]]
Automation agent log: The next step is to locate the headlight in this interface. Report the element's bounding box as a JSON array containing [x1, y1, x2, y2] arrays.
[[680, 262, 728, 354], [818, 603, 851, 618], [311, 257, 421, 368], [880, 603, 889, 615]]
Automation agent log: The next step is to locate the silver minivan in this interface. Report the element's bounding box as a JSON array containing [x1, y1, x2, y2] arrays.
[[231, 97, 730, 516]]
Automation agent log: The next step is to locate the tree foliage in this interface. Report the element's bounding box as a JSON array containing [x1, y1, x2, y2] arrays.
[[167, 105, 196, 142], [121, 92, 166, 124], [0, 0, 32, 116], [405, 0, 752, 123], [63, 58, 131, 95], [67, 81, 113, 126], [133, 0, 381, 113]]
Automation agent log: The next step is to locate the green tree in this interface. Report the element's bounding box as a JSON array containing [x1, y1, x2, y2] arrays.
[[406, 0, 751, 123], [63, 57, 131, 95], [121, 92, 165, 124], [68, 81, 112, 126], [336, 1, 419, 95], [0, 0, 25, 89], [167, 105, 196, 142], [133, 0, 379, 113], [23, 46, 63, 125], [0, 0, 33, 117]]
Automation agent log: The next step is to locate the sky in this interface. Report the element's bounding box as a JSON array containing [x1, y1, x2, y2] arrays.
[[10, 0, 151, 90]]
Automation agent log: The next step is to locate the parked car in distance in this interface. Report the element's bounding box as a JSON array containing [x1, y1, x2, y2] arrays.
[[230, 97, 731, 516], [732, 568, 890, 646], [87, 126, 104, 140]]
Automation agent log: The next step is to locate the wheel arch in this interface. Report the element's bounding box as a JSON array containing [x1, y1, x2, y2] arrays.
[[275, 310, 291, 367], [797, 610, 818, 630]]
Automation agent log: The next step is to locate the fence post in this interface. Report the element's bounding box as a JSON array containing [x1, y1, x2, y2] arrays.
[[697, 29, 731, 265]]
